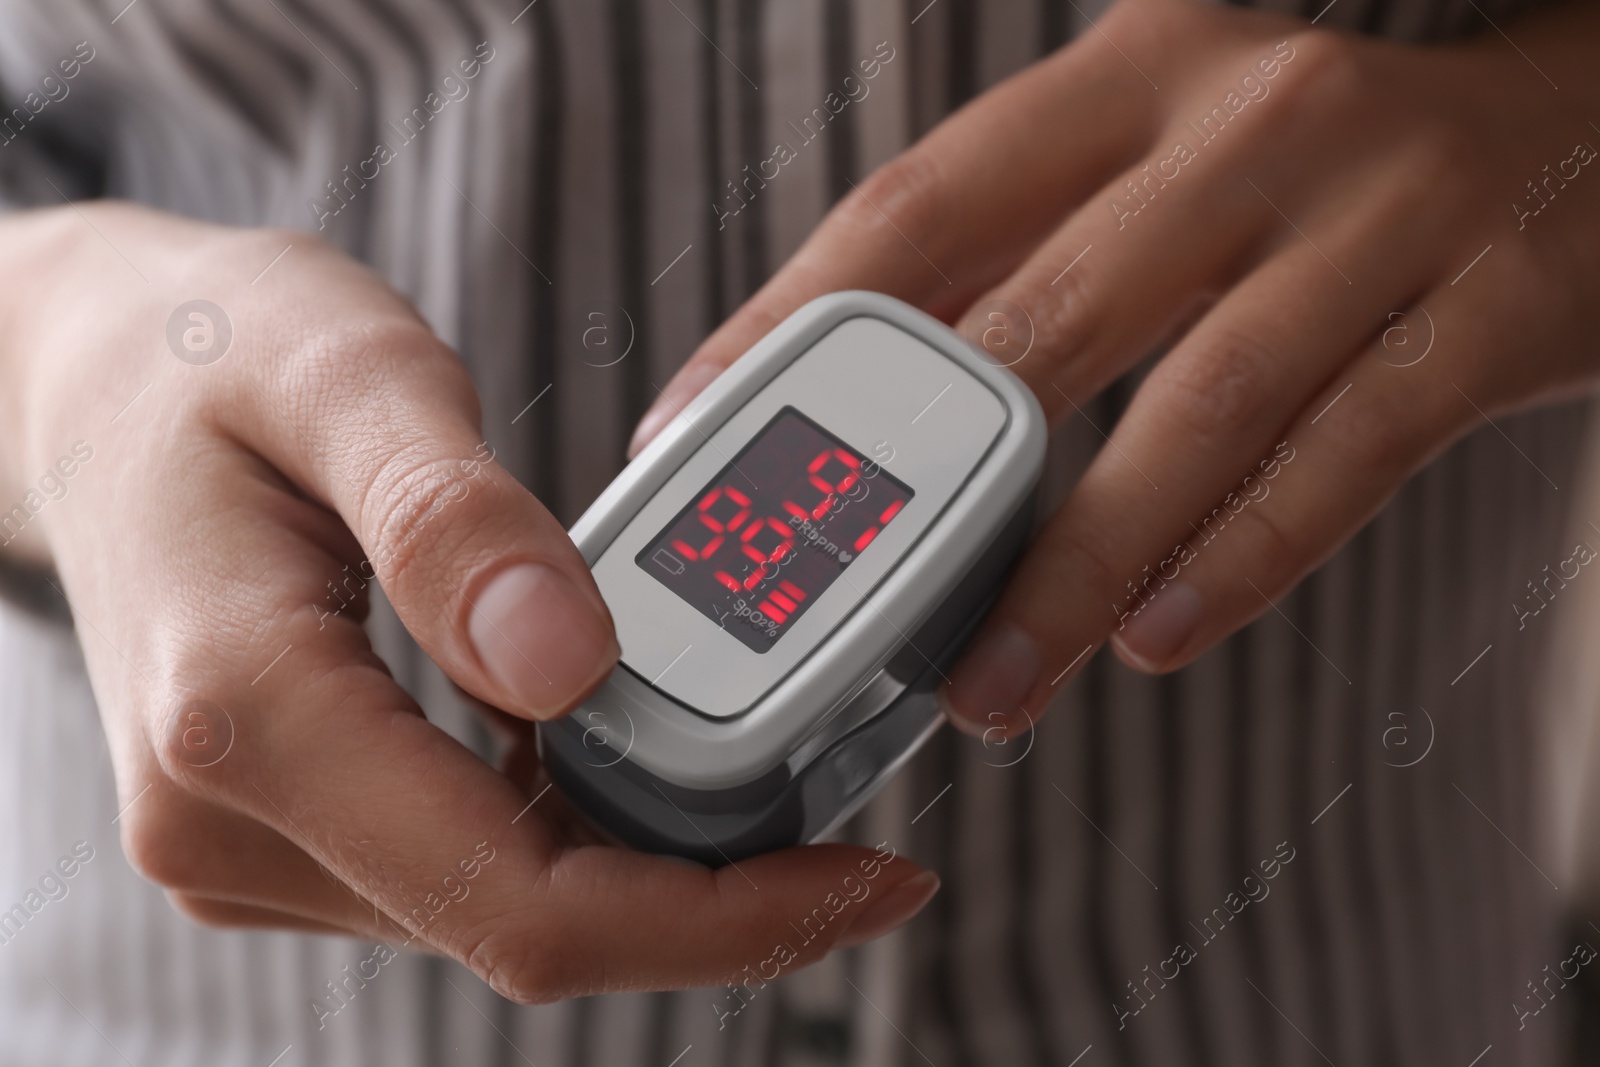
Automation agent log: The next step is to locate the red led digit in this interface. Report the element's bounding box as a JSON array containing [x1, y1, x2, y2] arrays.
[[740, 517, 794, 567], [676, 484, 757, 562], [671, 518, 723, 561], [725, 488, 752, 531], [738, 518, 795, 591], [789, 458, 833, 519], [808, 448, 861, 489], [779, 580, 806, 602], [879, 499, 904, 524], [699, 485, 750, 532], [807, 489, 834, 520], [714, 570, 740, 593], [853, 527, 878, 552], [805, 449, 865, 518], [832, 449, 862, 494]]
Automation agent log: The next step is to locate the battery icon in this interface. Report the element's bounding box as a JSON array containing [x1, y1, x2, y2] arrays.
[[652, 548, 686, 575]]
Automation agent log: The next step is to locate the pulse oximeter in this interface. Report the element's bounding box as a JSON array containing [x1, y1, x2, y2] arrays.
[[538, 292, 1046, 864]]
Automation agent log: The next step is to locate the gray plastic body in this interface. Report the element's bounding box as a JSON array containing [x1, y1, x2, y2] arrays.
[[537, 292, 1046, 864]]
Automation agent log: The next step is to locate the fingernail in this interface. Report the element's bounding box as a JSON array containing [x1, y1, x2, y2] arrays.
[[836, 871, 940, 948], [941, 622, 1039, 736], [628, 363, 724, 458], [1111, 579, 1201, 672], [468, 563, 619, 719]]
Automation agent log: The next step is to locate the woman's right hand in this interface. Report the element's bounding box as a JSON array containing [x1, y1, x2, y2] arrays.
[[0, 202, 936, 1001]]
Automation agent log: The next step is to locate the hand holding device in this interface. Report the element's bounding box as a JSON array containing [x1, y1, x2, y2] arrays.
[[633, 0, 1600, 739], [0, 204, 935, 1003]]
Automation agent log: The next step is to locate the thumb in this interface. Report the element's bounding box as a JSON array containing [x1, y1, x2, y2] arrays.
[[236, 316, 617, 721]]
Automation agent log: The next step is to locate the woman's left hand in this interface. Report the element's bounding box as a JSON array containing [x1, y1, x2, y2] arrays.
[[630, 0, 1600, 735]]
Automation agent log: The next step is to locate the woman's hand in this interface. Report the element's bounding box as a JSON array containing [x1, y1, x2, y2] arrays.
[[630, 0, 1600, 735], [0, 203, 934, 1001]]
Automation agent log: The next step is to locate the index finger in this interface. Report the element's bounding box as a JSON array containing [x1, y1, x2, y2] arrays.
[[209, 233, 618, 723], [628, 19, 1161, 456]]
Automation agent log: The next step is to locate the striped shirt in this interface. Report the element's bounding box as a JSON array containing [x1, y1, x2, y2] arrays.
[[0, 0, 1591, 1064]]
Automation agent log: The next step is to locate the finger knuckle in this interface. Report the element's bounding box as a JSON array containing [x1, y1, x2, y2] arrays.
[[468, 925, 575, 1005], [1010, 268, 1100, 381], [1096, 0, 1175, 61], [360, 452, 485, 584], [1387, 127, 1477, 221], [120, 801, 201, 891], [151, 695, 244, 795], [293, 318, 456, 399], [1337, 386, 1440, 476], [239, 225, 325, 265], [843, 150, 945, 253], [1153, 326, 1281, 441], [1232, 492, 1298, 578], [181, 226, 333, 303], [1273, 30, 1363, 113]]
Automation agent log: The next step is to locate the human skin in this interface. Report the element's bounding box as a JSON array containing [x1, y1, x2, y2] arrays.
[[631, 0, 1600, 739], [0, 208, 937, 1002]]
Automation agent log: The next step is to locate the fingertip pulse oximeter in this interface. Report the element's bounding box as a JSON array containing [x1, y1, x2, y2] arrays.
[[538, 292, 1046, 864]]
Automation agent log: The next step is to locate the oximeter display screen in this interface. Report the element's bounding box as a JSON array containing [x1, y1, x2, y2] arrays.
[[636, 407, 914, 653]]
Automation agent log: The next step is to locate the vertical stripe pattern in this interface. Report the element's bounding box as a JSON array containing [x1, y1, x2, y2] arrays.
[[0, 0, 1590, 1065]]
